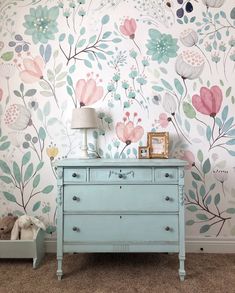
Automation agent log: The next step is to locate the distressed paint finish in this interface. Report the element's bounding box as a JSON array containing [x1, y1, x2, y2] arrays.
[[56, 159, 187, 280]]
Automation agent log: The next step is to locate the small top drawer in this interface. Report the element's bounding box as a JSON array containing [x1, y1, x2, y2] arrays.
[[64, 168, 87, 182], [90, 167, 152, 183], [155, 168, 178, 184]]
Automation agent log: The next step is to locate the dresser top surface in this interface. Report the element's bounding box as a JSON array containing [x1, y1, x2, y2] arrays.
[[55, 158, 187, 167]]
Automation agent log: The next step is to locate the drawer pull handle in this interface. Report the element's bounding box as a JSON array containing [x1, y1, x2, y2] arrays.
[[118, 174, 123, 179], [165, 226, 170, 231], [73, 227, 80, 232], [72, 173, 78, 178], [165, 196, 170, 201], [165, 173, 170, 178], [73, 196, 80, 201]]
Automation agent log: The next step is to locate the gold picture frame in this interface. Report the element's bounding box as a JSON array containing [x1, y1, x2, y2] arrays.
[[138, 146, 150, 159], [147, 132, 169, 159]]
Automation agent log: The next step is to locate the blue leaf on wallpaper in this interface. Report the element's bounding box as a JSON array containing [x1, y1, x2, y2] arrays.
[[99, 43, 109, 49], [39, 44, 44, 58], [152, 85, 164, 92], [226, 129, 235, 136], [68, 34, 74, 45], [102, 32, 112, 39], [184, 120, 190, 133], [22, 151, 31, 166], [42, 185, 54, 194], [0, 142, 10, 151], [67, 75, 73, 86], [112, 38, 122, 43], [174, 78, 184, 96], [88, 52, 95, 61], [3, 191, 16, 203], [66, 86, 73, 96], [226, 87, 232, 97], [228, 150, 235, 156], [206, 126, 212, 142], [96, 52, 106, 60], [43, 102, 51, 116], [197, 125, 205, 136], [33, 174, 40, 188], [223, 117, 234, 132], [215, 117, 222, 128], [89, 35, 97, 44], [200, 225, 210, 233], [39, 127, 46, 141], [101, 15, 110, 25], [32, 201, 41, 212], [203, 158, 211, 174], [45, 44, 52, 63], [24, 163, 33, 182], [59, 33, 65, 42], [226, 139, 235, 145], [84, 59, 92, 68], [25, 89, 36, 96], [69, 64, 76, 74], [161, 79, 173, 91], [76, 39, 86, 48], [13, 162, 21, 184], [222, 105, 228, 121]]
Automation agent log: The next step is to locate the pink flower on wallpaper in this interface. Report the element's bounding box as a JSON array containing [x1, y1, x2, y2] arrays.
[[116, 116, 144, 157], [180, 150, 195, 170], [159, 113, 169, 128], [20, 56, 44, 83], [75, 78, 103, 107], [120, 18, 137, 39], [192, 86, 223, 117]]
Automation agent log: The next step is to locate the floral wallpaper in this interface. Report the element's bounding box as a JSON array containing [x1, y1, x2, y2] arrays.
[[0, 0, 235, 240]]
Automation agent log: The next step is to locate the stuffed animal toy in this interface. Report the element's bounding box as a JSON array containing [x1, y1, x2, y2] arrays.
[[11, 215, 46, 240], [0, 213, 18, 240]]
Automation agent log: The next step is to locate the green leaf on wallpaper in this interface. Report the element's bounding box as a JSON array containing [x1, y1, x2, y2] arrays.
[[112, 38, 122, 43], [191, 171, 202, 181], [226, 139, 235, 145], [209, 183, 216, 191], [228, 150, 235, 156], [68, 34, 74, 45], [76, 39, 86, 48], [47, 118, 58, 126], [186, 220, 195, 225], [36, 161, 44, 172], [220, 11, 226, 18], [197, 150, 203, 162], [42, 185, 54, 194], [22, 151, 31, 166], [200, 225, 210, 233], [84, 59, 92, 68], [222, 117, 234, 132], [1, 51, 14, 61], [188, 189, 196, 200], [96, 52, 106, 60], [152, 85, 164, 92], [33, 174, 40, 188], [40, 91, 53, 97], [0, 136, 7, 142], [66, 86, 73, 96], [214, 193, 220, 205], [190, 16, 196, 23], [205, 195, 212, 205], [56, 72, 67, 81], [69, 64, 76, 74], [59, 33, 65, 42], [89, 35, 97, 44], [24, 163, 33, 182], [43, 102, 51, 116], [226, 208, 235, 214], [39, 127, 46, 140], [13, 90, 22, 97], [183, 102, 196, 119], [192, 180, 197, 189], [37, 109, 43, 122], [32, 201, 41, 212], [227, 129, 235, 136], [55, 63, 63, 74], [25, 89, 36, 97], [222, 105, 228, 121], [98, 43, 108, 49], [20, 83, 24, 93], [39, 80, 50, 90], [13, 162, 21, 184], [161, 79, 173, 91], [215, 117, 222, 128], [199, 185, 206, 197], [80, 27, 86, 35], [56, 81, 66, 88], [0, 176, 13, 184], [203, 158, 211, 174], [3, 191, 16, 202], [47, 69, 55, 82], [174, 78, 184, 96], [106, 51, 114, 55], [184, 120, 190, 133], [206, 126, 212, 141], [0, 160, 11, 174], [102, 31, 112, 39], [101, 15, 110, 25], [0, 141, 10, 150], [88, 52, 95, 61], [196, 214, 208, 220], [187, 205, 198, 212]]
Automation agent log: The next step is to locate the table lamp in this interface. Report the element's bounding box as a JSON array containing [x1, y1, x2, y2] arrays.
[[71, 107, 98, 159]]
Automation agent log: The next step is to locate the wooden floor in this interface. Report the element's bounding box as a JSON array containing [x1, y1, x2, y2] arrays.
[[0, 253, 235, 293]]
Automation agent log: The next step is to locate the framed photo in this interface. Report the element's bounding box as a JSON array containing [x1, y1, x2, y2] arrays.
[[138, 146, 150, 159], [147, 132, 169, 159]]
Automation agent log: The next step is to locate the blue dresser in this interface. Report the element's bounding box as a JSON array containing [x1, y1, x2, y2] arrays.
[[56, 159, 187, 281]]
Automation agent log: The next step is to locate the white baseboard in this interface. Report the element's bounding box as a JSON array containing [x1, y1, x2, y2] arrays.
[[45, 238, 235, 254]]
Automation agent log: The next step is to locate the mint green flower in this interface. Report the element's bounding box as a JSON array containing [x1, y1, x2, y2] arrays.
[[23, 6, 59, 44], [146, 29, 179, 64]]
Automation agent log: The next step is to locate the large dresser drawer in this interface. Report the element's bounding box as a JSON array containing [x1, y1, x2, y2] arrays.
[[64, 215, 178, 242], [64, 185, 178, 212], [89, 167, 152, 183]]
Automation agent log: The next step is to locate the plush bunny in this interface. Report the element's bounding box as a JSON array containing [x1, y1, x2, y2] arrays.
[[11, 215, 46, 240], [0, 213, 18, 240]]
